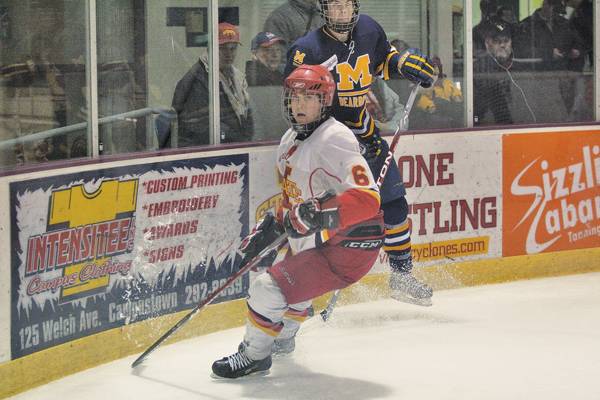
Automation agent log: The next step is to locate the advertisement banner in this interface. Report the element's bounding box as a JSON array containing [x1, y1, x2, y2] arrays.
[[10, 154, 249, 358], [398, 133, 501, 266], [503, 131, 600, 257], [250, 134, 502, 271]]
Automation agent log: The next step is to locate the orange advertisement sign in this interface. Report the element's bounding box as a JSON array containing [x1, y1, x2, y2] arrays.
[[503, 131, 600, 256]]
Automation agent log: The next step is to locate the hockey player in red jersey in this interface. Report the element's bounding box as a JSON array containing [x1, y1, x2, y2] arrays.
[[284, 0, 436, 306], [211, 64, 384, 379]]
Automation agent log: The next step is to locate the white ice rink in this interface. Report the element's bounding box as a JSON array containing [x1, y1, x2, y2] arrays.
[[10, 272, 600, 400]]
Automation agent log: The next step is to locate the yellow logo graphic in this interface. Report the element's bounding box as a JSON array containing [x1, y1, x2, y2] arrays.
[[222, 29, 236, 38], [336, 54, 372, 91], [49, 179, 138, 302], [293, 50, 306, 66], [255, 194, 284, 222]]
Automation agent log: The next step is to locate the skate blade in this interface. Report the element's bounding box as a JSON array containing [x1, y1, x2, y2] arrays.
[[272, 351, 294, 359], [210, 369, 270, 380], [391, 292, 433, 307]]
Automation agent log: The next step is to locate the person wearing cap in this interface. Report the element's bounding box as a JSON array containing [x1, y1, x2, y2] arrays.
[[246, 32, 286, 86], [172, 22, 254, 146], [473, 0, 499, 58], [473, 20, 536, 126]]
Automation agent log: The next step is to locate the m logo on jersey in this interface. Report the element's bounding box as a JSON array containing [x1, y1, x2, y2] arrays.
[[336, 54, 372, 91], [46, 179, 138, 302], [293, 50, 306, 66]]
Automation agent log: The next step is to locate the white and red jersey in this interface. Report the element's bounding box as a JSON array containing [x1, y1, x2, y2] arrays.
[[277, 117, 381, 254]]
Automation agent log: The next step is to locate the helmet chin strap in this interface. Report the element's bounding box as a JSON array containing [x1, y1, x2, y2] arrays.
[[293, 112, 330, 141]]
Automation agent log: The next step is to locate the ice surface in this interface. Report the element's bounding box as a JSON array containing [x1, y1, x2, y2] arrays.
[[10, 272, 600, 400]]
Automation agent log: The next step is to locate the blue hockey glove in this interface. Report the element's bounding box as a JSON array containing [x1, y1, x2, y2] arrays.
[[398, 48, 435, 88], [283, 191, 340, 238], [239, 212, 285, 266], [359, 133, 383, 162]]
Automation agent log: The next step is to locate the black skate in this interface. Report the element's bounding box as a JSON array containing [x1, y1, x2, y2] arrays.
[[211, 346, 272, 379], [389, 271, 433, 307]]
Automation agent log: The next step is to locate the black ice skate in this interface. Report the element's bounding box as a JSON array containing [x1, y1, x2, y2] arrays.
[[389, 271, 433, 307], [211, 346, 272, 379]]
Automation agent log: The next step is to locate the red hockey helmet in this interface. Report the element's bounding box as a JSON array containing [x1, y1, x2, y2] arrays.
[[283, 64, 336, 139], [318, 0, 360, 34]]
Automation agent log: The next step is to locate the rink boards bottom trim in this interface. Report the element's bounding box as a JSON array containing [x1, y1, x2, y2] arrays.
[[2, 247, 600, 399]]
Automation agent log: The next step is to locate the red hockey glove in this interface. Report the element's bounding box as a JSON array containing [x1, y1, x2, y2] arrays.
[[283, 191, 340, 238], [398, 48, 435, 88], [239, 212, 285, 266]]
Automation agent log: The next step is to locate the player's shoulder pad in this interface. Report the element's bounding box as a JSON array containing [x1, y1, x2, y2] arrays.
[[317, 118, 360, 150], [288, 30, 321, 68], [354, 14, 384, 35]]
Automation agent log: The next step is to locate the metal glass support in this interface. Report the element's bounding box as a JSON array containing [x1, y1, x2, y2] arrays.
[[595, 0, 599, 121], [85, 0, 100, 157], [465, 0, 474, 128], [0, 108, 174, 151], [209, 0, 220, 145]]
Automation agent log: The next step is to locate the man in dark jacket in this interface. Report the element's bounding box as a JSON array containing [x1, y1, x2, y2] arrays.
[[519, 0, 584, 71], [245, 32, 286, 86], [474, 21, 536, 126], [519, 0, 585, 116], [263, 0, 323, 47], [172, 23, 254, 147], [566, 0, 593, 67]]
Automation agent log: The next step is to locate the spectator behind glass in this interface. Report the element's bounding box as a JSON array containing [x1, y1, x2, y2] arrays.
[[1, 33, 70, 165], [246, 32, 286, 86], [415, 56, 463, 129], [171, 22, 254, 147], [473, 0, 499, 58], [519, 0, 585, 119], [565, 0, 593, 68], [263, 0, 323, 47], [496, 5, 517, 24], [519, 0, 584, 70], [474, 21, 537, 126]]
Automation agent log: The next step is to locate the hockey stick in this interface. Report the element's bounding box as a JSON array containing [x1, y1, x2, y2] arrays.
[[131, 232, 288, 368], [320, 83, 421, 322]]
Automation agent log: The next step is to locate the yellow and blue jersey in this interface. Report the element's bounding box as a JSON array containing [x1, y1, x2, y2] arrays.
[[284, 14, 401, 141]]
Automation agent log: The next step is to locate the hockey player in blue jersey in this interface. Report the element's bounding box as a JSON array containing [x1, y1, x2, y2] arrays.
[[283, 0, 435, 307]]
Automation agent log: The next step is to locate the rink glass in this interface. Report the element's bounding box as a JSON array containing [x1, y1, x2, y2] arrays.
[[0, 0, 596, 172]]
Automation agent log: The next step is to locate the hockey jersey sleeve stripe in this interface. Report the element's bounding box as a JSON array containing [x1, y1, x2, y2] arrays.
[[358, 117, 376, 138], [344, 107, 367, 128], [337, 188, 380, 229], [320, 229, 331, 243], [382, 50, 400, 80]]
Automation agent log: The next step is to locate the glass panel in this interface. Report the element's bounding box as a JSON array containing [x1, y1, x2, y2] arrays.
[[396, 0, 466, 130], [95, 0, 215, 152], [214, 6, 255, 144], [220, 0, 466, 140], [472, 0, 594, 127], [0, 1, 89, 169]]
